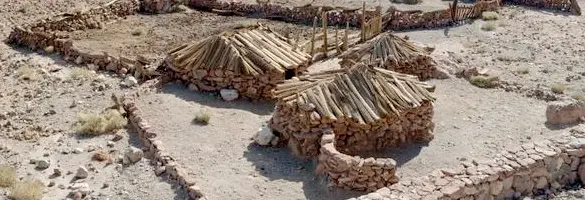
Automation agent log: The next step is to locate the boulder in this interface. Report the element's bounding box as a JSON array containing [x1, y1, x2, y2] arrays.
[[124, 76, 138, 87], [123, 147, 144, 164], [220, 89, 239, 101], [254, 127, 275, 146], [546, 98, 585, 125], [35, 159, 51, 170]]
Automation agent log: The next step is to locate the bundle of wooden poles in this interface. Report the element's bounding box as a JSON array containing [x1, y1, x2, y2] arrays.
[[164, 24, 312, 99], [269, 63, 436, 157], [340, 33, 437, 80]]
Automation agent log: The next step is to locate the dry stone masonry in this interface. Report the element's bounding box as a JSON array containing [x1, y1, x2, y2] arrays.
[[340, 33, 438, 80], [352, 125, 585, 200], [270, 64, 436, 158], [318, 130, 399, 192], [121, 91, 205, 200], [162, 24, 312, 100]]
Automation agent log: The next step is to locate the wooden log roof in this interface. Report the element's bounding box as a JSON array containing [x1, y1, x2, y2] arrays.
[[273, 63, 435, 124], [166, 24, 312, 76], [340, 32, 433, 65]]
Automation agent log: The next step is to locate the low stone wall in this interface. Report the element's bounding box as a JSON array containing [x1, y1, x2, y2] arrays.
[[270, 101, 434, 158], [140, 0, 185, 13], [352, 125, 585, 200], [318, 130, 399, 192], [122, 91, 205, 200]]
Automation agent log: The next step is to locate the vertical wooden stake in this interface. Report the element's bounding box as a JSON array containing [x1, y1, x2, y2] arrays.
[[377, 6, 382, 35], [361, 2, 366, 42], [322, 12, 328, 54], [310, 17, 317, 56], [335, 27, 340, 54], [343, 22, 349, 51]]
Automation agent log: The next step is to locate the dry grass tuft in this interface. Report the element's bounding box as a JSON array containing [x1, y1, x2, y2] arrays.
[[75, 109, 127, 136], [70, 68, 93, 80], [92, 150, 110, 162], [16, 67, 38, 81], [571, 93, 585, 102], [131, 29, 143, 36], [481, 11, 500, 21], [192, 110, 211, 125], [551, 83, 567, 94], [515, 68, 530, 75], [469, 76, 500, 88], [9, 179, 44, 200], [0, 165, 17, 187], [481, 22, 496, 31]]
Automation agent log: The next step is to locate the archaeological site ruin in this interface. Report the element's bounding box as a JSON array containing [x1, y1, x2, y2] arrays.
[[2, 0, 584, 199]]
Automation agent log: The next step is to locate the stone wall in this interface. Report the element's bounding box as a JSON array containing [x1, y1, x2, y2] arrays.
[[140, 0, 185, 13], [318, 130, 399, 192], [352, 125, 585, 200], [270, 101, 434, 158], [121, 90, 206, 200]]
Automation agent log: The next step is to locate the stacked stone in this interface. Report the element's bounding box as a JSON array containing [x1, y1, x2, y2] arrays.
[[122, 93, 206, 200], [318, 130, 399, 192], [28, 0, 139, 32], [507, 0, 581, 14], [270, 65, 436, 158], [140, 0, 185, 13], [6, 0, 148, 77], [188, 0, 374, 27], [351, 127, 585, 200]]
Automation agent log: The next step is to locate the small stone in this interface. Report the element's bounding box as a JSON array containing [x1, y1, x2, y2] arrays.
[[154, 166, 165, 176], [75, 56, 83, 65], [44, 46, 55, 54], [53, 168, 62, 176], [124, 76, 138, 87], [111, 134, 123, 142], [107, 141, 115, 147], [254, 127, 275, 146], [123, 147, 144, 164], [119, 68, 128, 75], [102, 183, 109, 188], [95, 75, 106, 82], [188, 83, 199, 91], [75, 166, 89, 179], [58, 184, 66, 189], [48, 181, 55, 187], [35, 159, 50, 170], [535, 176, 548, 189], [490, 181, 504, 195], [73, 148, 84, 154], [220, 89, 239, 101]]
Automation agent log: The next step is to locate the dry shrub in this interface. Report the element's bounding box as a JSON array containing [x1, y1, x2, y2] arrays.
[[515, 68, 530, 75], [572, 93, 585, 102], [551, 83, 567, 94], [192, 110, 211, 125], [481, 11, 500, 20], [92, 151, 110, 162], [0, 165, 17, 187], [9, 179, 44, 200], [70, 68, 93, 80], [16, 66, 38, 81], [469, 76, 500, 88], [481, 22, 496, 31], [75, 109, 127, 136]]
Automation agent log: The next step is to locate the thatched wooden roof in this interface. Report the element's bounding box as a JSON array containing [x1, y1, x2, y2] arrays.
[[166, 24, 312, 76], [340, 33, 433, 65], [273, 63, 435, 124]]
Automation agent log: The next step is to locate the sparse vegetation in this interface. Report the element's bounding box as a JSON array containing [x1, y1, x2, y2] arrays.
[[16, 66, 38, 81], [9, 179, 44, 200], [551, 83, 567, 94], [515, 68, 530, 75], [572, 93, 585, 102], [0, 165, 17, 187], [92, 150, 111, 162], [193, 110, 211, 125], [70, 67, 93, 80], [131, 29, 143, 36], [481, 22, 497, 31], [75, 109, 127, 136], [481, 11, 500, 21], [469, 75, 500, 88]]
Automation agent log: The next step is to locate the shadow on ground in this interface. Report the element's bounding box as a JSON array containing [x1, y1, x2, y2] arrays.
[[243, 144, 365, 200], [159, 83, 275, 115]]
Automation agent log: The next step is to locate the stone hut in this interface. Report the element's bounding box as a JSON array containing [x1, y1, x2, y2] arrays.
[[339, 33, 437, 80], [163, 24, 312, 99], [269, 63, 436, 158]]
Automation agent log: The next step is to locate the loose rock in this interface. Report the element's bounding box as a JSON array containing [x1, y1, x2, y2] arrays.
[[546, 98, 585, 125], [35, 159, 51, 170], [220, 89, 238, 101], [254, 127, 275, 146], [75, 166, 89, 179], [123, 147, 144, 164]]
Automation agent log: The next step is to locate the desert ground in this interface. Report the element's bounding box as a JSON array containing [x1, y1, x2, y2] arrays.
[[0, 0, 584, 200]]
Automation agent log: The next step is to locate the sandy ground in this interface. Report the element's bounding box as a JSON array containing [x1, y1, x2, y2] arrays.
[[0, 0, 584, 199]]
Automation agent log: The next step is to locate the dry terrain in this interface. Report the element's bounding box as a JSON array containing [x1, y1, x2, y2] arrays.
[[0, 0, 584, 200]]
